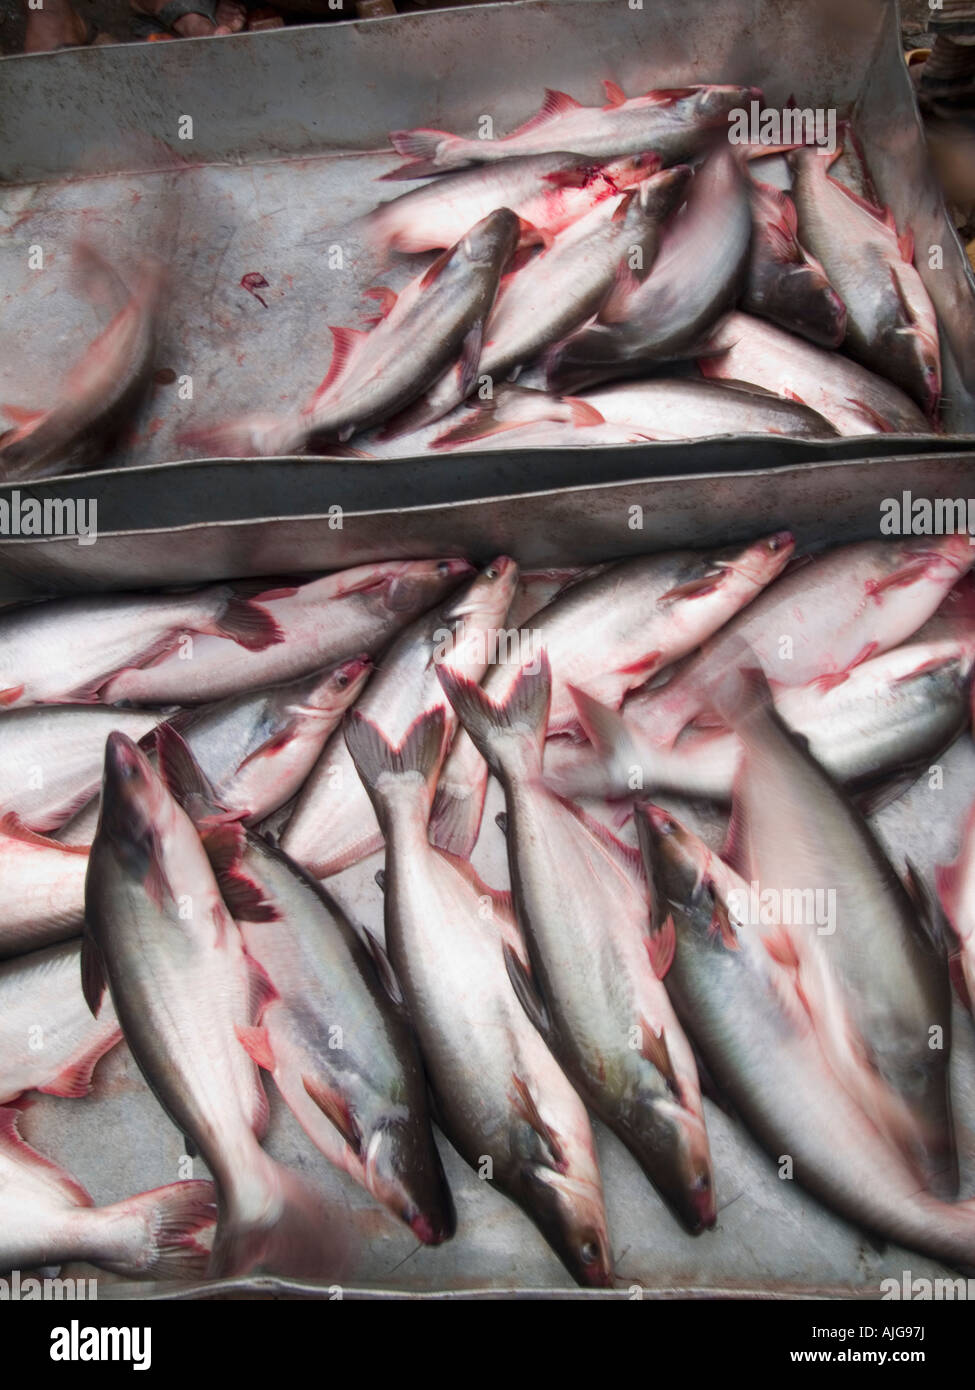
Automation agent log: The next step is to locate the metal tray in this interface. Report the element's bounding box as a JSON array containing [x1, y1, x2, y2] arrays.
[[10, 455, 975, 1299], [1, 0, 974, 505]]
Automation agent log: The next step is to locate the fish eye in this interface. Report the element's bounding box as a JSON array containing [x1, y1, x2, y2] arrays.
[[580, 1239, 600, 1265], [436, 561, 452, 576], [695, 1173, 711, 1191], [485, 566, 499, 580], [335, 672, 350, 688]]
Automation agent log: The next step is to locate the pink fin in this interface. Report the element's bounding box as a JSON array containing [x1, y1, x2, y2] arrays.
[[846, 396, 896, 433], [309, 326, 368, 404], [867, 561, 930, 597], [0, 1107, 93, 1206], [898, 228, 915, 264], [659, 573, 724, 602], [388, 127, 452, 161], [810, 670, 851, 694], [236, 1023, 276, 1072], [511, 1073, 568, 1172], [2, 403, 45, 426], [0, 814, 88, 853], [762, 924, 800, 970], [509, 89, 584, 138], [362, 285, 398, 320], [602, 79, 626, 109], [0, 685, 25, 707], [564, 396, 605, 427], [639, 1020, 676, 1084], [419, 247, 453, 290], [302, 1074, 362, 1156], [39, 1033, 120, 1099], [646, 913, 676, 979]]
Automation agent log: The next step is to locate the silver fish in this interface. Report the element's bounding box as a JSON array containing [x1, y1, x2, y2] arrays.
[[546, 148, 753, 393], [0, 585, 282, 710], [385, 82, 759, 176], [789, 144, 941, 417], [708, 662, 956, 1193], [438, 657, 715, 1232], [345, 704, 613, 1286], [638, 807, 975, 1268], [0, 705, 165, 832], [639, 534, 975, 747], [0, 938, 120, 1102], [156, 722, 455, 1245], [281, 557, 518, 878], [180, 209, 520, 457], [83, 733, 344, 1279], [699, 312, 929, 435], [99, 559, 470, 706], [0, 1107, 215, 1280], [743, 178, 847, 347], [429, 534, 794, 858], [0, 244, 161, 482], [573, 377, 837, 440]]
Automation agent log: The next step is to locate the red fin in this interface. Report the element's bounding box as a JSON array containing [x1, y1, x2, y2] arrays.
[[845, 396, 896, 433], [0, 686, 25, 707], [639, 1020, 677, 1085], [211, 598, 283, 653], [511, 1074, 567, 1172], [236, 1023, 276, 1072], [810, 670, 851, 693], [309, 326, 368, 403], [247, 954, 279, 1022], [658, 572, 724, 602], [39, 1039, 119, 1100], [509, 89, 584, 138], [564, 397, 605, 427], [0, 1108, 93, 1207], [618, 650, 662, 677], [2, 404, 45, 426], [867, 562, 930, 597], [237, 725, 297, 771], [898, 228, 915, 264], [202, 824, 280, 924], [646, 913, 676, 979], [302, 1074, 362, 1156], [602, 79, 626, 109], [419, 247, 453, 290], [641, 86, 699, 104], [362, 285, 398, 320], [0, 814, 88, 853]]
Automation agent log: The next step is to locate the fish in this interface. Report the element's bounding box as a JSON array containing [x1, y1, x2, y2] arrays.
[[935, 796, 975, 1023], [0, 705, 166, 833], [439, 656, 715, 1231], [83, 733, 344, 1279], [638, 534, 975, 747], [385, 82, 759, 177], [387, 167, 692, 435], [366, 151, 658, 254], [428, 534, 794, 858], [637, 806, 975, 1268], [0, 939, 121, 1102], [742, 178, 847, 347], [281, 557, 518, 878], [99, 560, 470, 706], [0, 585, 282, 710], [699, 312, 929, 435], [0, 244, 161, 482], [0, 1107, 216, 1280], [180, 209, 520, 457], [708, 661, 956, 1193], [545, 147, 753, 393], [789, 144, 941, 418], [0, 819, 91, 957], [61, 659, 373, 847], [345, 704, 613, 1286], [549, 641, 973, 807], [566, 377, 837, 440], [156, 725, 455, 1245]]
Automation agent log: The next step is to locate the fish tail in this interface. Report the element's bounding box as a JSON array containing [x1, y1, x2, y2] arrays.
[[384, 128, 457, 177], [701, 642, 773, 730], [344, 706, 448, 824], [176, 414, 302, 460], [95, 1180, 217, 1281], [210, 1152, 348, 1281], [436, 652, 551, 777]]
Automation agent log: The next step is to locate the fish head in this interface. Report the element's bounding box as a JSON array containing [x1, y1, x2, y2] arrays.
[[709, 529, 795, 588], [519, 1165, 614, 1288], [381, 558, 475, 615], [443, 555, 520, 623], [364, 1119, 456, 1247], [98, 731, 178, 876], [634, 163, 693, 222], [299, 655, 374, 717], [693, 84, 762, 126], [461, 207, 521, 272]]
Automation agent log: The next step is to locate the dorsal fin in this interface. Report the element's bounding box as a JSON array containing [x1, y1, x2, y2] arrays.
[[508, 89, 584, 138]]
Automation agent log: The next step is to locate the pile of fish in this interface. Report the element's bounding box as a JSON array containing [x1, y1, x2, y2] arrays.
[[3, 532, 975, 1289], [176, 80, 943, 459]]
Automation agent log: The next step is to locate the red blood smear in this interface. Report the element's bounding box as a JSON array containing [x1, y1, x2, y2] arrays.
[[241, 273, 270, 308]]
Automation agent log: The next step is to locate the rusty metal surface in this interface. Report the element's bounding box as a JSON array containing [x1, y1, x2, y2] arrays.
[[0, 0, 973, 506]]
